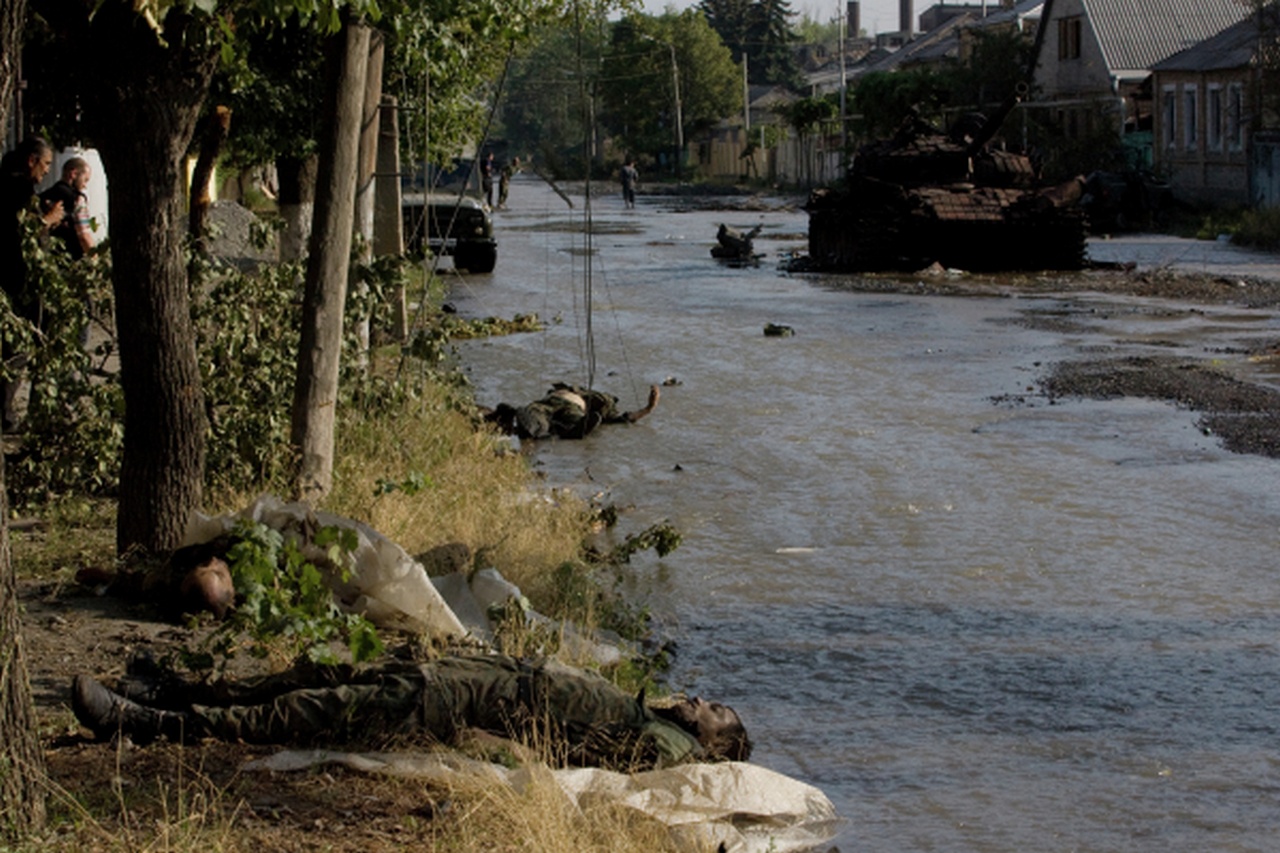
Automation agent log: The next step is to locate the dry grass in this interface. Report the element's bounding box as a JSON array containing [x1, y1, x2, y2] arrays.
[[325, 380, 590, 600], [26, 741, 688, 853], [15, 344, 667, 852]]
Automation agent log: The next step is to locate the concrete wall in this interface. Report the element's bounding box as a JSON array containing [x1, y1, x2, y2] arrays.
[[1153, 69, 1252, 207]]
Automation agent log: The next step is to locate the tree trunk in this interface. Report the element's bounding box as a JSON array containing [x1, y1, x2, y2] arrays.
[[352, 29, 385, 370], [0, 454, 46, 840], [79, 5, 216, 555], [277, 154, 318, 263], [291, 19, 370, 503], [0, 6, 47, 835], [189, 104, 233, 253], [374, 95, 408, 340], [0, 0, 25, 143]]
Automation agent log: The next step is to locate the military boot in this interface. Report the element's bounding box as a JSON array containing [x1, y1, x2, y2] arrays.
[[71, 675, 198, 744]]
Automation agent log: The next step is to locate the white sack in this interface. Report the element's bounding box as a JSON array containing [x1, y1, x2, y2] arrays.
[[245, 750, 842, 853]]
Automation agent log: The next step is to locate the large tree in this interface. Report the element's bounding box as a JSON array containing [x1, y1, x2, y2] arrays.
[[0, 0, 48, 838], [25, 0, 380, 554], [700, 0, 802, 88], [50, 2, 221, 555], [601, 11, 742, 165]]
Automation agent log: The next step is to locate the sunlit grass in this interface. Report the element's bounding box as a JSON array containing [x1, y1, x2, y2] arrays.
[[325, 379, 589, 603]]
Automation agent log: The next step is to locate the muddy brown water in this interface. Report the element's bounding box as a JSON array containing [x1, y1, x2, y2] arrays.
[[452, 177, 1280, 852]]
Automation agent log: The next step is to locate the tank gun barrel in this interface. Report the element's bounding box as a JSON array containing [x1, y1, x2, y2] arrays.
[[967, 82, 1029, 156]]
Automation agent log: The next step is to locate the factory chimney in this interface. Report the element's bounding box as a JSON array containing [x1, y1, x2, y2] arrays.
[[848, 1, 860, 37], [900, 0, 912, 37]]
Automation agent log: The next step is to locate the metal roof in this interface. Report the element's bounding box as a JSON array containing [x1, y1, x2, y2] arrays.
[[1083, 0, 1252, 72], [1151, 5, 1278, 72]]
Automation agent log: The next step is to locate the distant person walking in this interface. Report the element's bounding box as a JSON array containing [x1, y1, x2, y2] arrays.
[[40, 156, 96, 259], [498, 156, 520, 209], [480, 151, 496, 207], [621, 160, 639, 209]]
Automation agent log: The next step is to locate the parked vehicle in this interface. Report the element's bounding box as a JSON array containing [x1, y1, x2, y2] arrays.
[[401, 193, 497, 273]]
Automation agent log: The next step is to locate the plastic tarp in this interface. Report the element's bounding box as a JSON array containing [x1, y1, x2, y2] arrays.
[[185, 495, 624, 665], [245, 750, 843, 853]]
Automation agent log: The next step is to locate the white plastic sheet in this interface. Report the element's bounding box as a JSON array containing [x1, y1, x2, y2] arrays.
[[184, 494, 467, 640], [245, 750, 843, 853]]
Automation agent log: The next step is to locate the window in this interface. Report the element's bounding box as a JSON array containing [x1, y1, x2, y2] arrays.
[[1227, 82, 1244, 151], [1162, 85, 1177, 148], [1183, 85, 1198, 151], [1207, 85, 1223, 151], [1058, 17, 1082, 60]]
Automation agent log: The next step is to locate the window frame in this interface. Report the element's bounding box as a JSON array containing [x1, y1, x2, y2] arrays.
[[1227, 82, 1245, 152], [1206, 83, 1223, 152], [1183, 84, 1198, 152], [1162, 84, 1177, 149]]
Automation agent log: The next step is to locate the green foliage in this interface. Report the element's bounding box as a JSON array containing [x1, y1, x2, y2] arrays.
[[374, 470, 434, 496], [441, 312, 544, 339], [388, 0, 569, 172], [208, 518, 384, 665], [849, 68, 955, 139], [784, 95, 837, 136], [699, 0, 803, 88], [193, 257, 303, 493], [3, 215, 123, 510], [192, 245, 435, 496], [1232, 207, 1280, 250], [949, 28, 1036, 108], [607, 521, 682, 563], [597, 11, 742, 166]]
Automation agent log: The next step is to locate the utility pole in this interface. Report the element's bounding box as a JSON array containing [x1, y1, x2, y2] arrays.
[[669, 40, 683, 181], [642, 34, 683, 180], [838, 1, 848, 160]]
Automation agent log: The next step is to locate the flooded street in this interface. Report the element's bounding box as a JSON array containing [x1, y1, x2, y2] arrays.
[[452, 177, 1280, 852]]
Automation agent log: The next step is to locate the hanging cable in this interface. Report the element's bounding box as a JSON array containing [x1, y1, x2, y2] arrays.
[[572, 0, 596, 391], [396, 36, 517, 378]]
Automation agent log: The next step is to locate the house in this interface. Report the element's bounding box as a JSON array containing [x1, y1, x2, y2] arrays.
[[1030, 0, 1250, 143], [1151, 6, 1279, 207]]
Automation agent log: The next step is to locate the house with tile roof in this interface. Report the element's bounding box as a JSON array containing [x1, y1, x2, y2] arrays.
[[1030, 0, 1251, 147], [1150, 5, 1280, 207]]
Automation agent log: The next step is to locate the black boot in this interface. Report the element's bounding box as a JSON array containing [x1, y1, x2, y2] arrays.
[[71, 675, 197, 744]]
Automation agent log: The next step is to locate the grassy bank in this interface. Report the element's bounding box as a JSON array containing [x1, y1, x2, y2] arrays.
[[9, 242, 686, 849]]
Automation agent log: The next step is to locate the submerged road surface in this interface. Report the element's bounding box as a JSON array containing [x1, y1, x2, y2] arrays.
[[452, 177, 1280, 852]]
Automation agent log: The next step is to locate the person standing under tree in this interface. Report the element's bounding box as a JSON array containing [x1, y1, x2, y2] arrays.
[[40, 156, 96, 259], [1, 137, 63, 430]]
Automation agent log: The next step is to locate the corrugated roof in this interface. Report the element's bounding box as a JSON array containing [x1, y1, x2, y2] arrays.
[[861, 14, 973, 74], [1151, 5, 1279, 72], [1083, 0, 1251, 71], [981, 0, 1045, 28]]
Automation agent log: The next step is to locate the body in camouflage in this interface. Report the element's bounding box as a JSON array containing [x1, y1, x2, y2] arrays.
[[188, 654, 701, 769]]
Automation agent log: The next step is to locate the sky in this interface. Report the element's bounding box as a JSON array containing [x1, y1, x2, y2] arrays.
[[639, 0, 914, 36]]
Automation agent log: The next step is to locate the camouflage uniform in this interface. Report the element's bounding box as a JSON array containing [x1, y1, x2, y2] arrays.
[[510, 385, 627, 440], [189, 654, 701, 769]]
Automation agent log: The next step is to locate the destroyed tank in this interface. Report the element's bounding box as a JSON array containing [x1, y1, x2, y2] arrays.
[[804, 90, 1088, 273]]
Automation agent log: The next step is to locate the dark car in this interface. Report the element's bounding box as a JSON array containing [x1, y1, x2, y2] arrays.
[[401, 192, 497, 273]]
